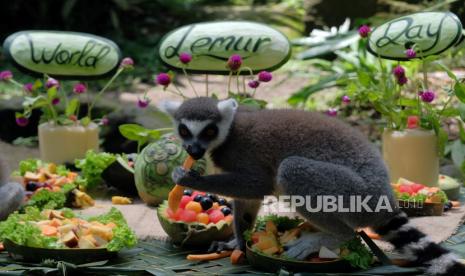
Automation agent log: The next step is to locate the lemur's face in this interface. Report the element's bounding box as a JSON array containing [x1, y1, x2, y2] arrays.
[[159, 98, 238, 160]]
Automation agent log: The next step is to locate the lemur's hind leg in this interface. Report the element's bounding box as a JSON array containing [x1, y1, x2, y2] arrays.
[[276, 156, 393, 259], [0, 182, 24, 221], [208, 199, 262, 252]]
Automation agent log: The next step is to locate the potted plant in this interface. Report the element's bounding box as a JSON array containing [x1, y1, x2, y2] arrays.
[[325, 24, 464, 187], [0, 58, 134, 164]]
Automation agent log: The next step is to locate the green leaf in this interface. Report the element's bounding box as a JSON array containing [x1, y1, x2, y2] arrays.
[[459, 123, 465, 143], [459, 103, 465, 121], [65, 98, 79, 116], [33, 79, 43, 90], [287, 75, 340, 105], [119, 124, 147, 142], [47, 87, 58, 100], [23, 96, 47, 109], [436, 127, 448, 157], [80, 116, 91, 126], [454, 83, 465, 103], [357, 71, 371, 88], [437, 62, 458, 81]]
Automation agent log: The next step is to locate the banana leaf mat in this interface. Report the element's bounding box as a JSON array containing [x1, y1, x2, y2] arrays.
[[0, 239, 423, 276]]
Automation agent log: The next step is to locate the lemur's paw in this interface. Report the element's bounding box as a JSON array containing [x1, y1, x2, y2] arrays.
[[282, 232, 322, 260], [208, 239, 239, 253], [172, 167, 201, 185]]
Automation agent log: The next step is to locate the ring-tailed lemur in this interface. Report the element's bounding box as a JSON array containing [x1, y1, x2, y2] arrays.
[[0, 158, 24, 220], [160, 97, 465, 275]]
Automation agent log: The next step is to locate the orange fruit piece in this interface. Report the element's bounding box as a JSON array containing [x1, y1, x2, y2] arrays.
[[186, 201, 202, 213], [196, 213, 210, 224], [168, 156, 195, 212]]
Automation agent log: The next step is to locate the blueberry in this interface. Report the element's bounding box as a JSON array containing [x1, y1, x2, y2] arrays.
[[26, 182, 41, 191], [193, 194, 203, 202], [218, 198, 228, 206], [200, 197, 213, 210], [183, 189, 193, 196], [221, 207, 232, 216], [206, 193, 219, 202]]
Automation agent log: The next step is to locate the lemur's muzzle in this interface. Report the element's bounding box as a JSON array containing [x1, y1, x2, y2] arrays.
[[184, 143, 205, 160]]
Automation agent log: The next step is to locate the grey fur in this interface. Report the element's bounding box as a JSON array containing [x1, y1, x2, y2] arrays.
[[163, 97, 465, 274], [0, 158, 24, 221]]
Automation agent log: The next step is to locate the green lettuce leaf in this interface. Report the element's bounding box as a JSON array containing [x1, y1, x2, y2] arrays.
[[75, 150, 116, 189]]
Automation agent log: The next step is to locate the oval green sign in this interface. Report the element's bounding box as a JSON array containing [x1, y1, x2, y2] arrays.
[[367, 12, 462, 60], [158, 21, 291, 74], [3, 31, 122, 79]]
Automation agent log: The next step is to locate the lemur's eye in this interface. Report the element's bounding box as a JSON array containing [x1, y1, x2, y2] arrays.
[[178, 124, 192, 138], [200, 124, 218, 140]]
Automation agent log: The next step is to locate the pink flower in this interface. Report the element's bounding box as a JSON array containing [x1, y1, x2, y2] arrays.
[[248, 80, 260, 89], [179, 52, 192, 64], [326, 108, 337, 117], [73, 83, 87, 94], [358, 25, 371, 38], [16, 116, 29, 127], [23, 83, 33, 93], [101, 117, 109, 125], [137, 98, 150, 108], [227, 54, 242, 71], [120, 57, 134, 69], [341, 95, 351, 104], [406, 48, 416, 59], [258, 71, 272, 82], [51, 97, 60, 105], [397, 75, 408, 86], [156, 73, 171, 87], [419, 90, 435, 103], [392, 66, 405, 78], [0, 70, 13, 81], [45, 78, 59, 89]]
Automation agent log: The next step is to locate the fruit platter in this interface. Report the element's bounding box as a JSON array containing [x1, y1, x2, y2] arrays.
[[0, 207, 137, 263], [157, 189, 234, 247], [17, 159, 95, 210], [244, 215, 374, 273], [392, 178, 459, 217]]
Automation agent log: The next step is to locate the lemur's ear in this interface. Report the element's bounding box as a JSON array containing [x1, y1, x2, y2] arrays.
[[217, 98, 238, 121], [158, 100, 182, 117]]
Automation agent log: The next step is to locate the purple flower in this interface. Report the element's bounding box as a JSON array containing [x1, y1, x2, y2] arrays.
[[326, 108, 337, 117], [73, 83, 87, 94], [419, 90, 435, 103], [120, 57, 134, 69], [137, 98, 150, 108], [397, 75, 408, 86], [406, 48, 416, 59], [227, 54, 242, 71], [45, 78, 59, 89], [16, 116, 29, 127], [23, 83, 34, 93], [358, 25, 371, 38], [101, 117, 109, 126], [392, 65, 405, 78], [179, 52, 192, 64], [258, 71, 272, 82], [341, 95, 351, 104], [51, 97, 60, 105], [248, 80, 260, 89], [156, 73, 171, 87], [0, 70, 13, 81]]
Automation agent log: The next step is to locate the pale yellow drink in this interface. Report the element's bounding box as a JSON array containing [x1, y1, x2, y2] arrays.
[[38, 122, 99, 164], [382, 129, 439, 187]]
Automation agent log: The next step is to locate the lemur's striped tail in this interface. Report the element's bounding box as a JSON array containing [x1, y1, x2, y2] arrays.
[[373, 212, 465, 276]]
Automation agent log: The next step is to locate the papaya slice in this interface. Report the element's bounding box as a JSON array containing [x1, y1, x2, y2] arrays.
[[265, 220, 278, 235], [186, 250, 232, 261], [168, 156, 195, 212]]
